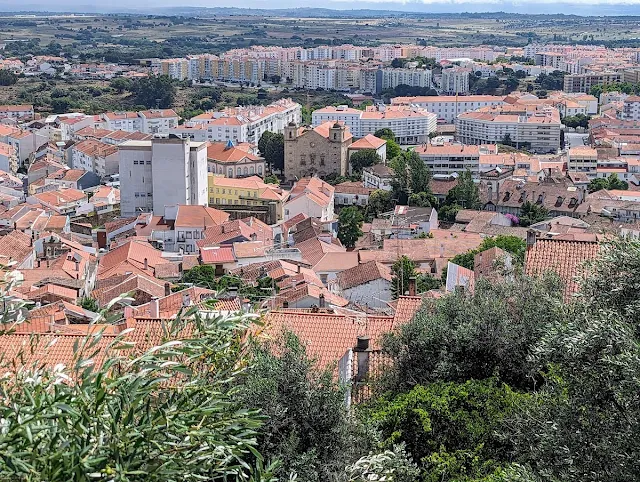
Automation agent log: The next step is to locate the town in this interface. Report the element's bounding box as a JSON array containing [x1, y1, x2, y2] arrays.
[[0, 8, 639, 482]]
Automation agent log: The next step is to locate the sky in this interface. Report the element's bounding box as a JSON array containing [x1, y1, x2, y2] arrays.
[[2, 0, 640, 14]]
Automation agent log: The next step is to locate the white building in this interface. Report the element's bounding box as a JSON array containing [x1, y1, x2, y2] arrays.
[[391, 95, 505, 123], [622, 96, 640, 121], [284, 177, 335, 223], [375, 68, 432, 94], [441, 67, 471, 94], [414, 143, 499, 179], [119, 138, 209, 217], [70, 139, 120, 177], [312, 104, 437, 144], [455, 105, 561, 154], [101, 110, 179, 135], [184, 99, 301, 146]]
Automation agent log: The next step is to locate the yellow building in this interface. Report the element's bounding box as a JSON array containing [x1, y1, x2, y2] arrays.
[[207, 174, 288, 221]]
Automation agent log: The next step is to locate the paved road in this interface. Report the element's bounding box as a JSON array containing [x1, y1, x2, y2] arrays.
[[565, 132, 589, 149]]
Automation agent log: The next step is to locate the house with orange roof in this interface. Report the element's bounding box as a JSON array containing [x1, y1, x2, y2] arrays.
[[334, 260, 393, 308], [283, 121, 352, 181], [347, 134, 387, 164], [206, 141, 266, 178], [0, 230, 35, 269], [147, 204, 230, 254], [0, 104, 33, 121], [43, 168, 101, 191], [285, 177, 335, 222], [97, 239, 173, 280], [29, 188, 87, 216]]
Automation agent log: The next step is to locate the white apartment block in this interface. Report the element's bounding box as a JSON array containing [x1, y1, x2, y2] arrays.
[[375, 68, 432, 94], [391, 95, 505, 123], [414, 143, 499, 179], [101, 110, 179, 136], [622, 96, 640, 121], [0, 104, 34, 121], [119, 138, 209, 218], [184, 99, 301, 145], [312, 104, 437, 144], [441, 67, 471, 94], [455, 106, 561, 154], [70, 139, 120, 177]]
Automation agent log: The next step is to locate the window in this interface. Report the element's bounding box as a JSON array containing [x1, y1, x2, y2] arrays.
[[186, 232, 192, 239], [135, 192, 140, 198], [148, 193, 152, 197], [146, 160, 151, 165]]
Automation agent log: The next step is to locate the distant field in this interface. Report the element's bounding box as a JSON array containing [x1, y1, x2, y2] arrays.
[[1, 13, 640, 56]]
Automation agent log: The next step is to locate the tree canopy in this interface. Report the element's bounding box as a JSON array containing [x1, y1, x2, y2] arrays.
[[350, 149, 381, 175], [588, 173, 628, 193], [129, 75, 176, 109], [337, 206, 364, 248]]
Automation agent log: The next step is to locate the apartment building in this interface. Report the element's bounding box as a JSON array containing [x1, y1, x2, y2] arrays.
[[119, 138, 208, 217], [455, 105, 561, 154], [441, 67, 471, 94], [567, 146, 598, 173], [414, 143, 499, 178], [622, 96, 640, 121], [312, 104, 437, 144], [185, 99, 301, 146], [563, 72, 622, 93], [0, 104, 34, 121], [207, 174, 287, 221], [534, 52, 564, 69], [101, 110, 179, 135], [70, 139, 120, 177], [391, 95, 505, 123], [375, 67, 432, 94]]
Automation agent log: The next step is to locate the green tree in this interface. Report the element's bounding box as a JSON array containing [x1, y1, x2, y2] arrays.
[[501, 133, 513, 146], [445, 169, 480, 210], [258, 130, 275, 157], [366, 189, 394, 220], [109, 76, 132, 94], [390, 154, 410, 204], [408, 191, 437, 208], [0, 311, 277, 480], [264, 174, 280, 185], [337, 206, 364, 248], [130, 75, 176, 109], [519, 201, 548, 226], [346, 445, 419, 482], [262, 133, 285, 172], [374, 128, 395, 141], [350, 149, 381, 175], [374, 128, 401, 159], [606, 173, 628, 190], [406, 150, 431, 195], [449, 235, 527, 270], [391, 255, 425, 299], [562, 113, 590, 129], [238, 331, 367, 481], [382, 273, 563, 391], [0, 69, 18, 86], [369, 379, 528, 482]]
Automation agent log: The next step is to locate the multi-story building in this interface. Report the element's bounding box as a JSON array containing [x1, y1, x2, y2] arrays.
[[207, 174, 287, 221], [440, 67, 471, 94], [119, 138, 208, 217], [70, 139, 120, 177], [375, 68, 432, 94], [0, 105, 34, 121], [414, 143, 499, 178], [563, 72, 622, 93], [312, 104, 437, 144], [455, 105, 561, 154], [391, 95, 505, 123], [101, 110, 179, 136], [207, 141, 266, 178], [185, 99, 301, 146], [283, 121, 352, 181], [0, 142, 18, 174], [534, 52, 564, 69], [622, 96, 640, 121], [567, 146, 598, 173]]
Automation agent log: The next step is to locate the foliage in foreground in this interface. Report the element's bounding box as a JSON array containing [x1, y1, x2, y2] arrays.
[[0, 310, 275, 481]]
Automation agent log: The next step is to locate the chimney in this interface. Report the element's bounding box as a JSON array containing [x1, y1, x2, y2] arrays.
[[150, 298, 159, 318], [74, 260, 79, 271], [283, 300, 289, 308], [526, 230, 537, 249], [123, 306, 135, 319], [439, 243, 444, 258], [408, 277, 417, 297], [143, 257, 148, 270], [353, 336, 372, 383], [164, 282, 171, 296], [37, 259, 40, 267], [319, 293, 326, 308]]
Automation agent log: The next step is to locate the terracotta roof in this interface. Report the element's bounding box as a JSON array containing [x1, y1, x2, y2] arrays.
[[260, 311, 396, 369], [97, 240, 165, 279], [175, 205, 229, 228], [91, 273, 166, 307], [295, 237, 347, 267], [0, 230, 33, 265], [336, 261, 392, 290], [392, 296, 424, 325], [349, 134, 386, 150], [131, 286, 216, 319], [207, 142, 263, 163], [313, 251, 359, 272], [200, 246, 236, 264], [525, 237, 599, 299]]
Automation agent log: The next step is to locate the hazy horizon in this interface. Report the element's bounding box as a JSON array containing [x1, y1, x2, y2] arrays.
[[2, 0, 640, 15]]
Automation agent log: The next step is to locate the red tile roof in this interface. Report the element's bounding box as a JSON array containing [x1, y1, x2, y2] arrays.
[[525, 237, 599, 299], [200, 246, 236, 264], [336, 261, 392, 290]]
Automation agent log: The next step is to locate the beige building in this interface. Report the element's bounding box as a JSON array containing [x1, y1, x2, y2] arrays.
[[284, 121, 352, 181]]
